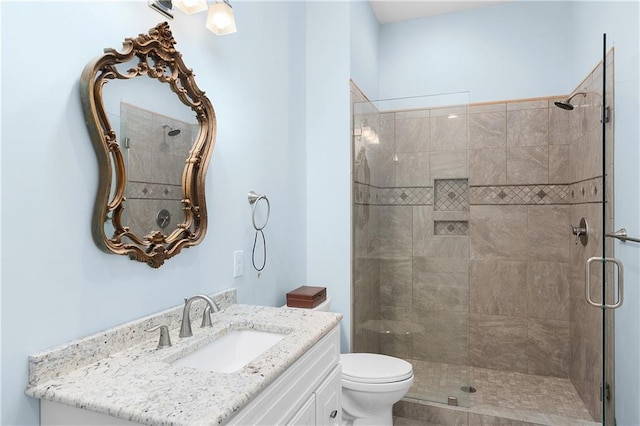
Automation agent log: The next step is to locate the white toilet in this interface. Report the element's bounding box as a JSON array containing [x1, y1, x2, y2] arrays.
[[340, 353, 413, 426], [288, 295, 414, 426]]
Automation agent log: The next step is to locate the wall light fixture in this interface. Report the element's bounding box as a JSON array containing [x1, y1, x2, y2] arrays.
[[149, 0, 237, 35], [206, 0, 237, 35], [173, 0, 208, 14]]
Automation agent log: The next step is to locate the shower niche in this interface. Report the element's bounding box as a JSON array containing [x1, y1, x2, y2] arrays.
[[433, 179, 469, 237]]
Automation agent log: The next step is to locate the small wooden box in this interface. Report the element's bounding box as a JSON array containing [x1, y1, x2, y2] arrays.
[[286, 286, 327, 309]]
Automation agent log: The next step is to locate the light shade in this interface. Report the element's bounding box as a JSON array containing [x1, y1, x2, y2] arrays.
[[206, 1, 237, 35], [173, 0, 208, 14]]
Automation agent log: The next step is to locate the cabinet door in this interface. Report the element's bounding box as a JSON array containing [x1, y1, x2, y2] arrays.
[[287, 394, 316, 426], [315, 365, 342, 426]]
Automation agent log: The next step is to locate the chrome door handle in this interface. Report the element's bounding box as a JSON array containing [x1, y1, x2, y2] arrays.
[[585, 256, 624, 309]]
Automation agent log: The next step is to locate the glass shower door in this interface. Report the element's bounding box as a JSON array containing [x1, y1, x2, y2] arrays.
[[599, 33, 616, 426], [351, 87, 473, 407]]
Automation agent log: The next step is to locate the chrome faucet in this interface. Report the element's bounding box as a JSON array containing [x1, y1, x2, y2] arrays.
[[179, 294, 220, 338]]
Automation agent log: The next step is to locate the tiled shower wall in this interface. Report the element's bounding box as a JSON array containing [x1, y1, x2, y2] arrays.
[[121, 103, 196, 238], [352, 49, 613, 420]]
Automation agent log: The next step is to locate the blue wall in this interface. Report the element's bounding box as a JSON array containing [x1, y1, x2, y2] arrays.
[[306, 1, 352, 353], [378, 1, 572, 103], [350, 0, 380, 99], [1, 2, 315, 424]]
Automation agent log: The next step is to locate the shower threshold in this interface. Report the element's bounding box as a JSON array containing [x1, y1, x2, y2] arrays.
[[394, 360, 600, 426]]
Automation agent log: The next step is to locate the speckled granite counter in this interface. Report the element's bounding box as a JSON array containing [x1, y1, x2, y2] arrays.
[[26, 290, 342, 425]]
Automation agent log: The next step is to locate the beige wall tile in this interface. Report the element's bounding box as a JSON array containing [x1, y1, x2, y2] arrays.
[[470, 313, 528, 373], [527, 318, 570, 377], [506, 146, 549, 184], [412, 206, 433, 257], [431, 114, 468, 151], [470, 260, 528, 316], [414, 310, 469, 365], [396, 116, 430, 153], [469, 148, 507, 185], [373, 206, 413, 257], [380, 258, 412, 308], [430, 150, 468, 181], [527, 205, 570, 262], [396, 151, 430, 186], [571, 128, 603, 182], [549, 145, 572, 184], [414, 257, 469, 312], [507, 108, 549, 147], [421, 236, 469, 259], [469, 112, 506, 149], [527, 261, 570, 321], [380, 333, 413, 359], [470, 205, 528, 260]]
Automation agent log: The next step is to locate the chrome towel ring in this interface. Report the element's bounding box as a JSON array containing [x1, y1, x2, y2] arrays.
[[248, 190, 270, 230], [248, 191, 270, 272]]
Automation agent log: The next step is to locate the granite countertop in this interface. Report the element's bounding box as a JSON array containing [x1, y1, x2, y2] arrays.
[[26, 292, 342, 426]]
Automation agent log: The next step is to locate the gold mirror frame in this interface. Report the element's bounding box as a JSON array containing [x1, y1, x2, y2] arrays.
[[80, 23, 216, 268]]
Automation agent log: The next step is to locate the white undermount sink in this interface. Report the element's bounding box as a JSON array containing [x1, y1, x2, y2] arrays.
[[172, 329, 286, 373]]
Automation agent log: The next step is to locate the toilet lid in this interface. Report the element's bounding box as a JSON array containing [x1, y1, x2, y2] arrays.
[[341, 353, 413, 384]]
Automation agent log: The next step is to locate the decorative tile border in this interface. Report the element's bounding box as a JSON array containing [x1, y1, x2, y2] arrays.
[[569, 177, 603, 204], [470, 184, 570, 205], [127, 181, 183, 200], [354, 182, 434, 206], [470, 177, 602, 205], [355, 177, 602, 206]]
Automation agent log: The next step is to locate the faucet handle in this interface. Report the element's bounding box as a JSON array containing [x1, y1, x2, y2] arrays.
[[201, 305, 213, 328], [146, 325, 172, 349]]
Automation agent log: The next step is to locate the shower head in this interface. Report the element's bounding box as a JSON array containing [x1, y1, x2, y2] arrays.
[[162, 124, 181, 136], [553, 101, 575, 110], [554, 92, 587, 110]]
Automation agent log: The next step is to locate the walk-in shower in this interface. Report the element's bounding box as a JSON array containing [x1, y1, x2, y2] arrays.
[[350, 46, 615, 425]]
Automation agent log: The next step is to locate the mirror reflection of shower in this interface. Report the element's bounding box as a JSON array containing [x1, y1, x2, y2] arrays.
[[162, 124, 181, 136]]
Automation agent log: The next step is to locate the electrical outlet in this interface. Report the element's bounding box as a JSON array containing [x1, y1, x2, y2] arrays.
[[233, 250, 244, 278]]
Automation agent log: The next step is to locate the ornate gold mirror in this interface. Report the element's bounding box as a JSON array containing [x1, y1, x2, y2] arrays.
[[80, 22, 216, 268]]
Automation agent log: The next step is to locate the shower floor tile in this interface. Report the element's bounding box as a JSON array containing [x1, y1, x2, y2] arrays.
[[404, 359, 597, 425]]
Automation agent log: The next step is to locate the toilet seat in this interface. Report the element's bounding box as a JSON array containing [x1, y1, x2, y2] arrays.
[[341, 353, 413, 384]]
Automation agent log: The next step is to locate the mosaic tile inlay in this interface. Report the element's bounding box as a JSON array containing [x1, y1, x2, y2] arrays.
[[435, 179, 469, 211]]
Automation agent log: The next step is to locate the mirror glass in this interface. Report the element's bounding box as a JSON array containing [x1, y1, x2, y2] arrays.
[[81, 23, 216, 267]]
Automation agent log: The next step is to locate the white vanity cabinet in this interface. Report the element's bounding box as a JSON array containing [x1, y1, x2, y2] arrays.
[[227, 325, 342, 426], [286, 366, 342, 426], [40, 324, 342, 426]]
